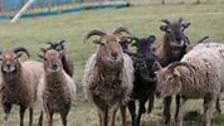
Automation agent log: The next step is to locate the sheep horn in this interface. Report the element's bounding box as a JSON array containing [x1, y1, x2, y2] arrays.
[[59, 40, 66, 45], [40, 48, 47, 53], [182, 22, 191, 29], [197, 36, 209, 44], [12, 47, 30, 57], [113, 27, 131, 35], [178, 18, 183, 23], [161, 19, 170, 25], [168, 62, 195, 73], [84, 30, 106, 43], [0, 47, 3, 55], [47, 41, 54, 45]]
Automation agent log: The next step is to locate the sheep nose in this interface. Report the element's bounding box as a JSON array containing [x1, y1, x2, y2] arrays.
[[52, 64, 58, 70], [111, 53, 118, 59], [155, 91, 161, 98], [6, 64, 11, 68]]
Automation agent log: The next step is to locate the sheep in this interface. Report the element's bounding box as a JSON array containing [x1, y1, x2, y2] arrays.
[[155, 42, 224, 126], [44, 40, 74, 77], [0, 47, 44, 126], [37, 49, 76, 126], [153, 18, 192, 124], [83, 27, 134, 126], [121, 35, 161, 126]]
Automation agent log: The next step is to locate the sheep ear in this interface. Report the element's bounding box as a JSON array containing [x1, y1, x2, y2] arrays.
[[173, 69, 181, 77]]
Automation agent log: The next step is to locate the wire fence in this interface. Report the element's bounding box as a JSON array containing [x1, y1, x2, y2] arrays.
[[0, 0, 224, 18], [0, 0, 123, 14]]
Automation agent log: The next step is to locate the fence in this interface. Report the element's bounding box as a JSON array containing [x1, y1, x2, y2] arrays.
[[0, 0, 121, 13]]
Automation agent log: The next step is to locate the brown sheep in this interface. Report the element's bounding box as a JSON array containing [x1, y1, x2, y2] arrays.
[[83, 27, 134, 126], [38, 49, 76, 126], [0, 47, 44, 126], [153, 18, 191, 124], [45, 40, 74, 77]]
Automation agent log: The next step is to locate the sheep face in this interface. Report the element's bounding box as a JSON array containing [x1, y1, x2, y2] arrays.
[[41, 50, 63, 73], [132, 35, 156, 56], [134, 57, 160, 82], [96, 35, 124, 69], [84, 28, 131, 70], [0, 47, 29, 74], [155, 67, 181, 98], [160, 18, 190, 48]]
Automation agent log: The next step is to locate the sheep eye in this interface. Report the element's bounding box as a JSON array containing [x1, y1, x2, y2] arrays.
[[100, 43, 105, 46]]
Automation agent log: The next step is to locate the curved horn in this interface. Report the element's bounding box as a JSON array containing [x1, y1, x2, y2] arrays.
[[47, 41, 54, 45], [161, 19, 170, 25], [12, 47, 30, 57], [168, 62, 195, 73], [0, 47, 3, 55], [84, 30, 106, 43], [40, 47, 47, 53], [178, 18, 183, 23], [182, 22, 191, 29], [59, 40, 66, 45], [113, 27, 131, 35]]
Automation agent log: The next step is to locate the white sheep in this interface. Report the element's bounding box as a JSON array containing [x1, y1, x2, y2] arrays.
[[156, 42, 224, 126]]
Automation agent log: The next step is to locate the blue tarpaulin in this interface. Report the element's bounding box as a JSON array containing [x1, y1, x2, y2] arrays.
[[2, 0, 75, 11]]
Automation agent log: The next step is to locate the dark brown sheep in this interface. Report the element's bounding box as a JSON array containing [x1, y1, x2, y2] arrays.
[[153, 18, 191, 124]]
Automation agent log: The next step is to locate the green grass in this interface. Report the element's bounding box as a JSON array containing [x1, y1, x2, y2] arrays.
[[0, 2, 224, 126]]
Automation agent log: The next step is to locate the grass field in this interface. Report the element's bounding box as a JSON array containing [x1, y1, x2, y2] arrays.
[[0, 1, 224, 126]]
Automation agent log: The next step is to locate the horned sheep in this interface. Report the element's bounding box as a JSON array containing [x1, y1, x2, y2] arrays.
[[38, 49, 76, 126], [156, 42, 224, 126], [83, 27, 134, 126], [0, 47, 44, 126]]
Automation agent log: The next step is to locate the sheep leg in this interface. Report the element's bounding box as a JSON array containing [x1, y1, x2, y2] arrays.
[[136, 99, 147, 126], [147, 95, 155, 114], [110, 105, 118, 126], [175, 98, 187, 126], [128, 101, 137, 126], [163, 96, 172, 124], [2, 103, 12, 126], [102, 106, 109, 126], [203, 97, 215, 126], [29, 107, 33, 126], [98, 112, 103, 126], [38, 111, 44, 126], [120, 105, 128, 126], [46, 111, 54, 126], [215, 96, 221, 114], [19, 106, 26, 126], [60, 111, 69, 126], [175, 95, 181, 122]]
